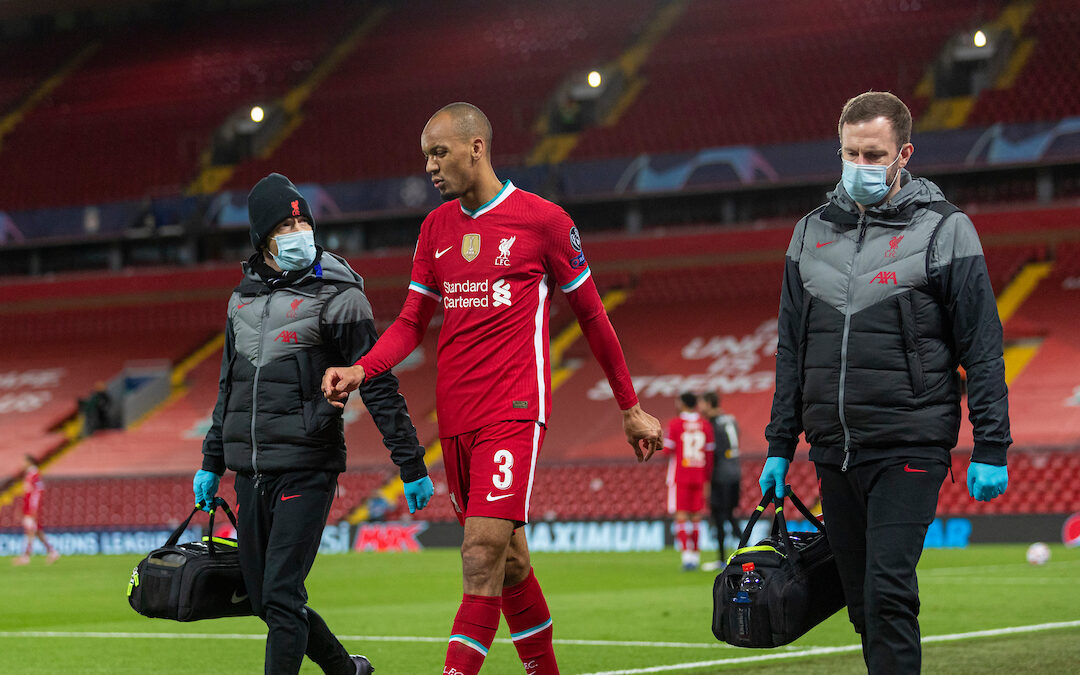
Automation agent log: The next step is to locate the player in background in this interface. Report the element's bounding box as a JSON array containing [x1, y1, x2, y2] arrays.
[[700, 390, 741, 572], [322, 102, 663, 675], [662, 392, 715, 571], [12, 455, 60, 566]]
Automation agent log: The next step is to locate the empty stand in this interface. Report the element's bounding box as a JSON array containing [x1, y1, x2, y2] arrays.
[[982, 242, 1045, 293], [226, 0, 659, 188], [993, 240, 1080, 449], [968, 0, 1080, 126], [4, 222, 1080, 531], [572, 0, 989, 160], [9, 446, 1074, 531], [0, 33, 89, 114], [1, 1, 369, 211]]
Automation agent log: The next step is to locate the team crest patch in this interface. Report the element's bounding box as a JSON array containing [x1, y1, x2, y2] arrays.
[[496, 236, 516, 266], [462, 233, 481, 262]]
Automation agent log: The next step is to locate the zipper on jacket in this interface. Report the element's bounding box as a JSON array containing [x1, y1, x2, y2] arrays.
[[251, 291, 274, 476], [838, 212, 867, 472]]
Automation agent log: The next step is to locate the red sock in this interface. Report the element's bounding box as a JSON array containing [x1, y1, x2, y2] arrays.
[[675, 522, 688, 552], [503, 568, 558, 674], [445, 594, 501, 675], [689, 523, 700, 552]]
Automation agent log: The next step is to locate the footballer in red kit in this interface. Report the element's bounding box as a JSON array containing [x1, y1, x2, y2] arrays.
[[662, 392, 714, 571], [402, 180, 603, 524], [12, 455, 59, 565], [323, 103, 663, 674]]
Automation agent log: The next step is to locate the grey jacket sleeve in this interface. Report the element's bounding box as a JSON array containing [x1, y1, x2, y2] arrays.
[[201, 317, 234, 475], [765, 219, 808, 460], [323, 286, 428, 482], [930, 212, 1012, 465]]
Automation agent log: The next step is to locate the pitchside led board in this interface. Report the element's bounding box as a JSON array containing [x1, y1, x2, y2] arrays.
[[8, 511, 1077, 559]]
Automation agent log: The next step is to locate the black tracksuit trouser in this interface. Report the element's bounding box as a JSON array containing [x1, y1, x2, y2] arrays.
[[816, 456, 947, 675], [710, 479, 741, 561], [234, 470, 353, 675]]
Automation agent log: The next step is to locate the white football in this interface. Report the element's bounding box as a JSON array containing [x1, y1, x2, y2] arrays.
[[1026, 542, 1051, 565]]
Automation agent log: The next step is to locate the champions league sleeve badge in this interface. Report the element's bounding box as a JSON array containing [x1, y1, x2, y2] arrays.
[[569, 226, 582, 252]]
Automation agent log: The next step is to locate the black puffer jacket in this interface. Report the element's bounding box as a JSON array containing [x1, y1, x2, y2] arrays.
[[201, 249, 426, 480], [766, 174, 1011, 469]]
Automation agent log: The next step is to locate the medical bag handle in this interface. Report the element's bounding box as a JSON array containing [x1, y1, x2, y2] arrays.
[[737, 488, 825, 565], [164, 498, 238, 555]]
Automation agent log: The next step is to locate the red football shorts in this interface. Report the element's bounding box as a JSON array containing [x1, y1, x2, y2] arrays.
[[441, 419, 545, 526], [668, 481, 706, 514]]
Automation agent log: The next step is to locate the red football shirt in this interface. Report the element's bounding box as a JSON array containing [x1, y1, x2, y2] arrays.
[[22, 468, 43, 516], [664, 412, 716, 485], [405, 182, 597, 437]]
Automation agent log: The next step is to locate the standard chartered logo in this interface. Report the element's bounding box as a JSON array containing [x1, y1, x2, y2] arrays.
[[441, 278, 512, 309], [492, 279, 512, 307]]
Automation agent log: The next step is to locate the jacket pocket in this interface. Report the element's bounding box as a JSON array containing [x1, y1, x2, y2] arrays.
[[897, 294, 926, 396], [294, 351, 337, 435]]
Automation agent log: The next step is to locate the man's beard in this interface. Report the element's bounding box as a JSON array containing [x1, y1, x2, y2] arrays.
[[439, 188, 460, 202]]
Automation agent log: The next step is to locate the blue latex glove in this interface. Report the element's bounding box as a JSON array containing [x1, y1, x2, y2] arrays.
[[759, 457, 790, 498], [193, 470, 222, 512], [968, 462, 1008, 502], [403, 475, 434, 514]]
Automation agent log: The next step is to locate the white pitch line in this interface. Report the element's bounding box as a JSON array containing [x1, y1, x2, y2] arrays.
[[921, 559, 1080, 575], [577, 620, 1080, 675], [0, 631, 759, 650]]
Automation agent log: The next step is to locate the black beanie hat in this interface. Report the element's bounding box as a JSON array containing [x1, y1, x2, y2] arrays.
[[248, 173, 315, 250]]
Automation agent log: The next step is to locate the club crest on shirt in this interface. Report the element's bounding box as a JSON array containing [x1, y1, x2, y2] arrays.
[[462, 233, 481, 262], [495, 236, 516, 266]]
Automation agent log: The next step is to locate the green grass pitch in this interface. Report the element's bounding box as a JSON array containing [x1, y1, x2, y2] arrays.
[[1, 544, 1078, 673]]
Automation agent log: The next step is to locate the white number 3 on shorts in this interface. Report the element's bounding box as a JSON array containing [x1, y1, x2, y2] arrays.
[[492, 449, 514, 489]]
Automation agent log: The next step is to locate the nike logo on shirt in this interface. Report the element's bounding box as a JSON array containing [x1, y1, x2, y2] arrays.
[[903, 464, 928, 473], [230, 591, 249, 604], [435, 246, 453, 258], [486, 492, 515, 502], [816, 241, 836, 248], [281, 494, 302, 501]]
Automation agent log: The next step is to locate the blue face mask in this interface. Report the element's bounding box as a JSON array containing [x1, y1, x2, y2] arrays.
[[270, 230, 316, 271], [841, 150, 904, 206]]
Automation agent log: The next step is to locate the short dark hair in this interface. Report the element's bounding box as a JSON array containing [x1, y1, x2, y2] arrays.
[[702, 391, 719, 408], [432, 102, 493, 149], [679, 391, 698, 409], [838, 91, 912, 149]]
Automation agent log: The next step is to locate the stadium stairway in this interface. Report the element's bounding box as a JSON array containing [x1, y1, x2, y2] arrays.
[[0, 37, 99, 154], [526, 0, 689, 167], [915, 0, 1037, 133], [966, 0, 1080, 127], [570, 0, 988, 160], [186, 5, 393, 196], [225, 0, 660, 188]]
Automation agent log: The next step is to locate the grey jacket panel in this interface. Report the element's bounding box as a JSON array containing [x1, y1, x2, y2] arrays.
[[202, 250, 427, 480], [766, 174, 1011, 467]]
